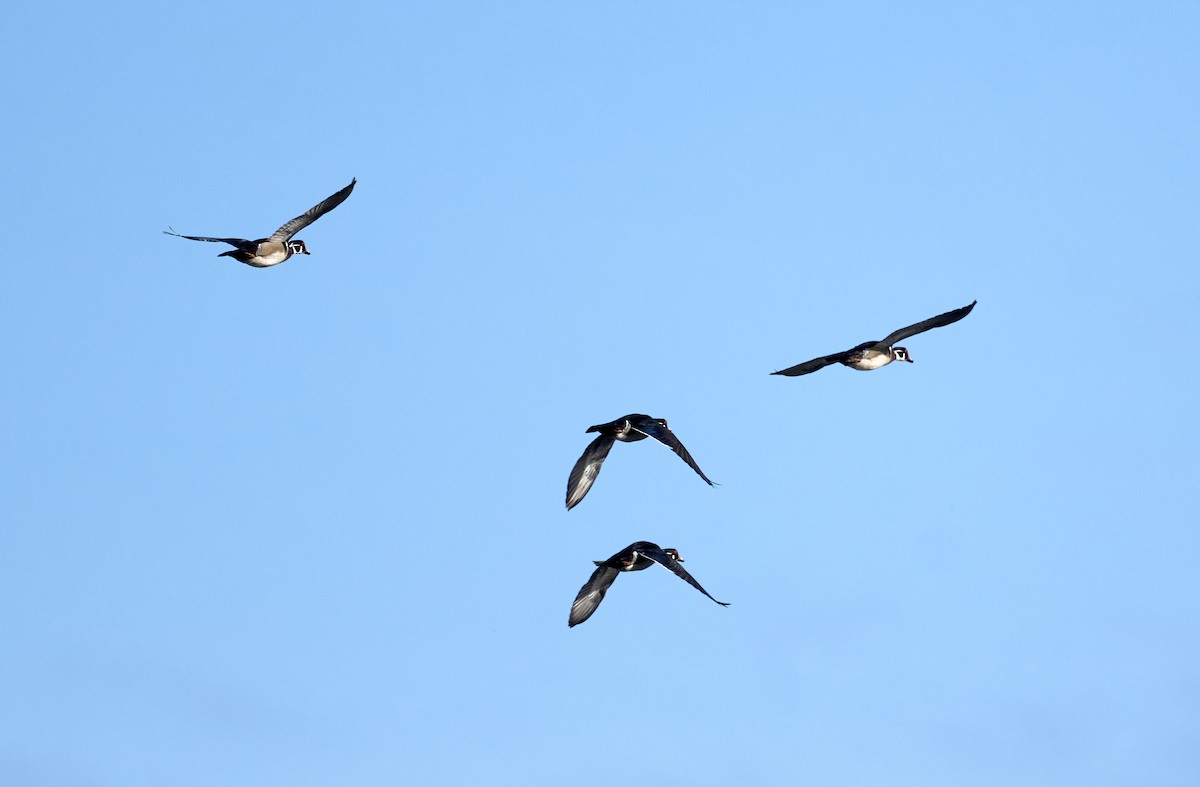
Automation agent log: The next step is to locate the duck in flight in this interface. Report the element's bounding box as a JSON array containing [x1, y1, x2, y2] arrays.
[[164, 178, 356, 267], [565, 414, 714, 510], [569, 541, 730, 627], [772, 300, 977, 377]]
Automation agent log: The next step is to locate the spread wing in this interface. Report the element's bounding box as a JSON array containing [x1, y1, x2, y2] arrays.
[[630, 420, 715, 486], [566, 434, 615, 510], [162, 230, 255, 250], [569, 565, 620, 627], [269, 178, 357, 242], [641, 547, 730, 607], [879, 300, 977, 347], [770, 342, 873, 377]]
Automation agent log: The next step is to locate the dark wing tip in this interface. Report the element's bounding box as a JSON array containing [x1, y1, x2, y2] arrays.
[[770, 361, 821, 377], [943, 299, 978, 324]]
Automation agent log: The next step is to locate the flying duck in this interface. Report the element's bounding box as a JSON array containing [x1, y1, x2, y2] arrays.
[[164, 178, 356, 267], [771, 300, 977, 377], [569, 541, 730, 627], [566, 414, 715, 510]]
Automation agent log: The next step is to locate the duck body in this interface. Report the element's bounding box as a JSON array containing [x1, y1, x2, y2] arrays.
[[595, 541, 663, 573], [586, 414, 651, 443], [841, 343, 905, 371], [214, 239, 309, 268]]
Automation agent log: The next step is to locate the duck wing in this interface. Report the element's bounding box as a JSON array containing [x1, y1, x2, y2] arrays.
[[568, 565, 620, 627], [163, 230, 256, 251], [641, 546, 730, 607], [878, 300, 977, 347], [630, 418, 715, 486], [771, 340, 877, 377], [268, 178, 357, 242], [566, 433, 616, 510]]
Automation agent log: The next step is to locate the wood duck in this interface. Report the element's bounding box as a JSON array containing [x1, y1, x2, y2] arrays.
[[566, 414, 715, 510], [164, 178, 356, 267], [569, 541, 730, 627], [772, 300, 976, 377]]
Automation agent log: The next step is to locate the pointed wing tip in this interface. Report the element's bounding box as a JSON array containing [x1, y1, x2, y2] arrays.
[[565, 484, 588, 510]]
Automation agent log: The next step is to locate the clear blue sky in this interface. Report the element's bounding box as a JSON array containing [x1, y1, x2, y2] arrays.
[[3, 2, 1198, 785]]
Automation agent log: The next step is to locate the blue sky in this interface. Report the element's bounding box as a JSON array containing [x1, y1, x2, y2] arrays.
[[3, 1, 1198, 784]]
